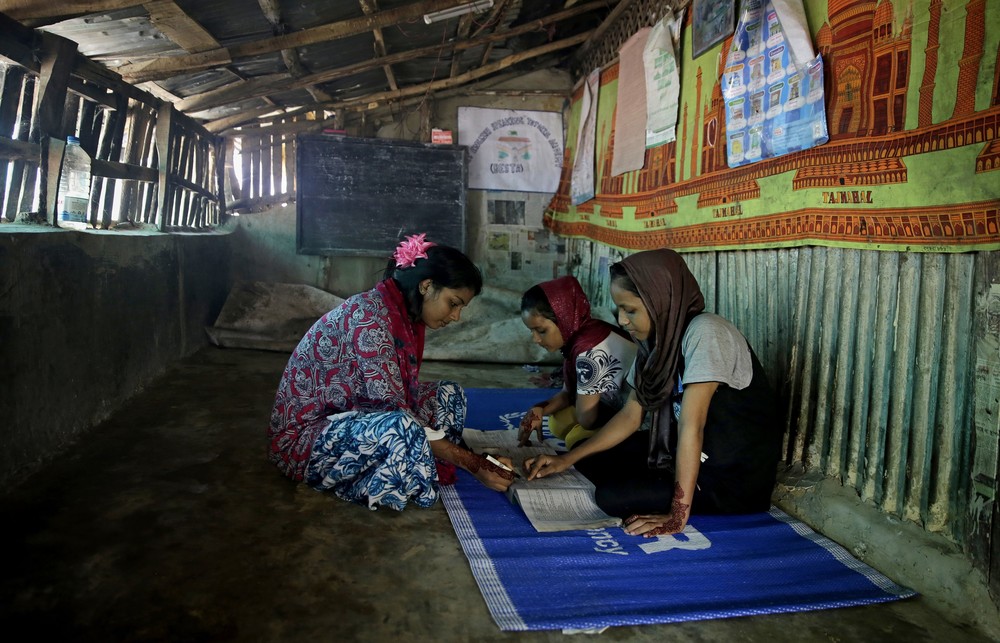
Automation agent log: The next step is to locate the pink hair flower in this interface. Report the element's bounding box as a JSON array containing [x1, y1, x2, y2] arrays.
[[393, 233, 436, 268]]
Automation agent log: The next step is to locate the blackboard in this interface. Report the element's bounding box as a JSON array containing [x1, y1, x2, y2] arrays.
[[296, 135, 467, 256]]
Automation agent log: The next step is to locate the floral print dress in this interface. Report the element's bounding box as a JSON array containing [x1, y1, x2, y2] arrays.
[[268, 279, 464, 510]]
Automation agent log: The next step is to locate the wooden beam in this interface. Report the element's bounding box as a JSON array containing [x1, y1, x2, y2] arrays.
[[0, 1, 143, 23], [116, 47, 233, 84], [136, 80, 183, 104], [175, 74, 286, 113], [360, 0, 398, 91], [215, 138, 228, 220], [143, 1, 220, 53], [227, 191, 292, 213], [219, 69, 530, 140], [315, 31, 591, 113], [30, 32, 77, 140], [0, 28, 117, 109], [115, 0, 497, 83], [205, 105, 297, 134], [0, 134, 38, 162], [183, 0, 608, 116], [449, 11, 475, 79], [256, 0, 332, 102], [209, 30, 590, 134], [173, 173, 216, 201], [91, 158, 158, 182]]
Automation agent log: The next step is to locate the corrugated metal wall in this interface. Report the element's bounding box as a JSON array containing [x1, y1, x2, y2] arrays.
[[573, 241, 985, 542]]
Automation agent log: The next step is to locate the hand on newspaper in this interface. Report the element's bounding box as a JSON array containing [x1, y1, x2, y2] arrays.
[[523, 453, 570, 481], [517, 406, 544, 446]]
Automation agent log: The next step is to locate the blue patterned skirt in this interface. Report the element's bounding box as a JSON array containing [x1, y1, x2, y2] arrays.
[[305, 381, 465, 510]]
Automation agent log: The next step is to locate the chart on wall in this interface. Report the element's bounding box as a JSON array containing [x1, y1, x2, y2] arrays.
[[722, 0, 828, 167]]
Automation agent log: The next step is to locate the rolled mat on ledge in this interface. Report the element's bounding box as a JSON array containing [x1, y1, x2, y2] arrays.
[[444, 387, 917, 632]]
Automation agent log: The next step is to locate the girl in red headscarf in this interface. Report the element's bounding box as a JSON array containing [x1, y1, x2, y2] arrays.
[[518, 276, 636, 450]]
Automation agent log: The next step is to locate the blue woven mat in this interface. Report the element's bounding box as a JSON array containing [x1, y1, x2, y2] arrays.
[[442, 387, 916, 632]]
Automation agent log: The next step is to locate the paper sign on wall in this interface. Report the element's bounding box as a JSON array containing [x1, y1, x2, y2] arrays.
[[571, 70, 600, 205], [644, 10, 684, 148], [458, 107, 564, 193]]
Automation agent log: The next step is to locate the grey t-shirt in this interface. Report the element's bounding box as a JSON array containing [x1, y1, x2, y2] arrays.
[[679, 313, 752, 390], [626, 313, 752, 428], [626, 313, 751, 391]]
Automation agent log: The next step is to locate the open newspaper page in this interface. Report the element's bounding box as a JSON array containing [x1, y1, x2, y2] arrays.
[[462, 428, 621, 532]]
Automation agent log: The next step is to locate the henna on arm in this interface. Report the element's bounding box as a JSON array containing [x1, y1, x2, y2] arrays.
[[651, 481, 690, 535]]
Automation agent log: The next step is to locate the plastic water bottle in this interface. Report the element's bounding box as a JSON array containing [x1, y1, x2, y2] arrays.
[[57, 135, 91, 230]]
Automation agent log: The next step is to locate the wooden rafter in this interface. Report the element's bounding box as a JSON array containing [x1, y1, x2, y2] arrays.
[[449, 13, 475, 79], [114, 0, 481, 83], [257, 0, 333, 103], [207, 29, 592, 133], [175, 0, 608, 115], [1, 1, 620, 136], [360, 0, 398, 92], [223, 67, 568, 145]]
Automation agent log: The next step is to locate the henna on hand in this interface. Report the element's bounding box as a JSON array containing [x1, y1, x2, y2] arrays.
[[452, 448, 514, 481], [518, 409, 542, 445], [485, 459, 515, 481], [645, 481, 690, 536]]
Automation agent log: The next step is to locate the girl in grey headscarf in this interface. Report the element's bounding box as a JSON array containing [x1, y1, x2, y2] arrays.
[[525, 249, 783, 536]]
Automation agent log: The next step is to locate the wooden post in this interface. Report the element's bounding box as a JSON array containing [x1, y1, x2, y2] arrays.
[[155, 103, 175, 231], [260, 132, 272, 197], [216, 137, 229, 223], [6, 73, 35, 221], [240, 134, 251, 202], [99, 93, 128, 228], [0, 66, 25, 219], [271, 130, 282, 195], [32, 32, 78, 225], [285, 119, 296, 196]]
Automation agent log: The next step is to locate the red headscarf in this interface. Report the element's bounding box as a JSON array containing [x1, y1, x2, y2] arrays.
[[538, 276, 627, 399]]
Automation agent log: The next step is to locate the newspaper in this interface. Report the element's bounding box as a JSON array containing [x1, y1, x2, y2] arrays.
[[462, 428, 621, 533]]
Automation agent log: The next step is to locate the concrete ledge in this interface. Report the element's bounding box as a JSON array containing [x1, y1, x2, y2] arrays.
[[774, 473, 1000, 640]]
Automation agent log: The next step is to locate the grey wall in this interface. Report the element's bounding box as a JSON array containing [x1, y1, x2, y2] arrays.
[[0, 227, 234, 485]]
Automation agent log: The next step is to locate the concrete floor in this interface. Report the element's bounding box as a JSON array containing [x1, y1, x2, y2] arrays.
[[0, 346, 994, 642]]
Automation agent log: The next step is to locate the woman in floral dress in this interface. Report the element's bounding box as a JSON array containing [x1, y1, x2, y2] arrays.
[[268, 234, 514, 510]]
